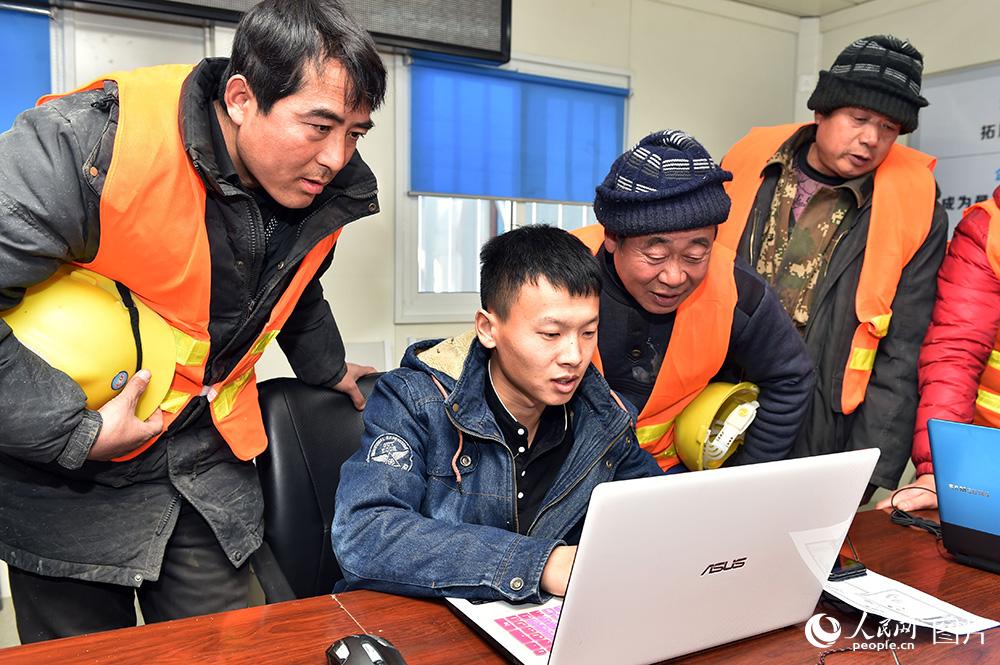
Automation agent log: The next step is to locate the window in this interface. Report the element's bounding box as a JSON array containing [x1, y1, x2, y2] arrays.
[[416, 197, 596, 294], [1, 5, 50, 131], [396, 55, 628, 323]]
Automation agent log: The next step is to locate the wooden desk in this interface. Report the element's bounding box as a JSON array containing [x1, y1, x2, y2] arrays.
[[0, 595, 360, 664], [679, 509, 1000, 664], [1, 509, 997, 664]]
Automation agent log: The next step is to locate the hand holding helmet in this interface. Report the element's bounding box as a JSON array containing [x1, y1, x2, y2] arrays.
[[89, 369, 165, 461], [1, 266, 174, 458]]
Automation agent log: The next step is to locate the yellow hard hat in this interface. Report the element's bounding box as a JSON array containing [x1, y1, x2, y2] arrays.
[[0, 266, 175, 420], [674, 382, 760, 471]]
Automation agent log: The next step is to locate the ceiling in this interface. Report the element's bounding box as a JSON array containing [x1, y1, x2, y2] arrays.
[[733, 0, 875, 17]]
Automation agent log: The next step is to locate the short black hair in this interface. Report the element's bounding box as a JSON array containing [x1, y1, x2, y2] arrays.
[[225, 0, 386, 114], [480, 226, 603, 319]]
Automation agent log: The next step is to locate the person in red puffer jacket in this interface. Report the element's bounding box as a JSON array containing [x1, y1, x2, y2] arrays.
[[876, 186, 1000, 512]]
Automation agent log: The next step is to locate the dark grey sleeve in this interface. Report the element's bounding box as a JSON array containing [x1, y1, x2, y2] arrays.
[[848, 202, 948, 490], [276, 248, 348, 388], [0, 95, 108, 467], [724, 281, 816, 465]]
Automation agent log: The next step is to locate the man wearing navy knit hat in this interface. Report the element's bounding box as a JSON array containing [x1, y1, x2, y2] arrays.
[[718, 35, 947, 502], [573, 129, 814, 473]]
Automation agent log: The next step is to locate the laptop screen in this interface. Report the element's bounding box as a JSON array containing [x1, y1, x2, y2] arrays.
[[928, 419, 1000, 538]]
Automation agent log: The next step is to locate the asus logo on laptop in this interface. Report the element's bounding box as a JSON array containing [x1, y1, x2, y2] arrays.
[[701, 557, 747, 576], [948, 483, 990, 498]]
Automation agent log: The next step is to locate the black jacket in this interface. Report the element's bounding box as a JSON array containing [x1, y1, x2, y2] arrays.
[[728, 127, 947, 490], [0, 59, 379, 584]]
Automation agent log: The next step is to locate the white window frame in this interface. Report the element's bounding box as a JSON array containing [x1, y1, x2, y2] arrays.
[[48, 5, 226, 89], [394, 53, 630, 323]]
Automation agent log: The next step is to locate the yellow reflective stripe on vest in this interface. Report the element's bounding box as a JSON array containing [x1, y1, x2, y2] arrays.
[[849, 347, 877, 372], [871, 313, 892, 338], [636, 420, 677, 458], [976, 387, 1000, 414], [250, 330, 280, 356], [159, 389, 190, 414], [988, 350, 1000, 372], [172, 328, 210, 366], [211, 368, 255, 420], [848, 313, 891, 372], [636, 421, 671, 444]]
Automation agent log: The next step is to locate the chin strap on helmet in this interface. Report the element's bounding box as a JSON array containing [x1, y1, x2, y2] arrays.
[[114, 281, 144, 375]]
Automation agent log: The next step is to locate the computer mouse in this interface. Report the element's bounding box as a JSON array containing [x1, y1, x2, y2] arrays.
[[326, 634, 407, 665]]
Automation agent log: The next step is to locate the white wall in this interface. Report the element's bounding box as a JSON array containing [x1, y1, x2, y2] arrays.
[[820, 0, 1000, 76], [629, 0, 799, 157], [55, 9, 208, 88]]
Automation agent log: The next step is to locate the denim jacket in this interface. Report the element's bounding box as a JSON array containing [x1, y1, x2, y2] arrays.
[[332, 330, 662, 603]]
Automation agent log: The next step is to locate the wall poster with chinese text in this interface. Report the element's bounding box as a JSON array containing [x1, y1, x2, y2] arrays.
[[911, 61, 1000, 237]]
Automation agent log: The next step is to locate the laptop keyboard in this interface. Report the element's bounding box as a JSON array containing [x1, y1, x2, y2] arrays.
[[495, 605, 562, 656]]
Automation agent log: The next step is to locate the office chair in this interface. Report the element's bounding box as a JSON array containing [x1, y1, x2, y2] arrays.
[[254, 373, 383, 602]]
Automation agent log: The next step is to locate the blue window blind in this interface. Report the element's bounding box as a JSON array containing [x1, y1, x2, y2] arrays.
[[1, 7, 50, 132], [410, 57, 627, 203]]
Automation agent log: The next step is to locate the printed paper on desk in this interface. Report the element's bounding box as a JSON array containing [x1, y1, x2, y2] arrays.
[[824, 569, 1000, 634]]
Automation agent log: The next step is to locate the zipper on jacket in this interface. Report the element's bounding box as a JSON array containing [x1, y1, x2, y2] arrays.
[[525, 420, 630, 536], [823, 226, 847, 278], [155, 494, 181, 536], [189, 158, 261, 328], [826, 197, 866, 263], [748, 208, 760, 265], [201, 183, 377, 380], [509, 446, 521, 534], [236, 188, 378, 329], [240, 200, 264, 327], [90, 92, 115, 112], [190, 160, 268, 328]]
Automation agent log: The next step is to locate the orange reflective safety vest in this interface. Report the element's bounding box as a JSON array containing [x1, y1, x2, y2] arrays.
[[718, 123, 936, 414], [966, 198, 1000, 428], [572, 224, 737, 470], [39, 65, 342, 461]]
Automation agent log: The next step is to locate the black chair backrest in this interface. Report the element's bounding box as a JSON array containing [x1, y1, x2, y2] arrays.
[[256, 374, 382, 599]]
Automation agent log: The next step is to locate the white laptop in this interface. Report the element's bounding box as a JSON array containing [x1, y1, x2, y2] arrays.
[[447, 448, 879, 665]]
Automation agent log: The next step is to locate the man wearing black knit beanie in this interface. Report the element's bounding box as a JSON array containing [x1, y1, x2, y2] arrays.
[[718, 35, 948, 503], [573, 129, 814, 474]]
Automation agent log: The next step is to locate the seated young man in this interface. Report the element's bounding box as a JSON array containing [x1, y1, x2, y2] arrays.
[[332, 225, 661, 602]]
